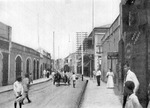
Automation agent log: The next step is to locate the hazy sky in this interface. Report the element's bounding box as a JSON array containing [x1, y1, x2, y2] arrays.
[[0, 0, 121, 59]]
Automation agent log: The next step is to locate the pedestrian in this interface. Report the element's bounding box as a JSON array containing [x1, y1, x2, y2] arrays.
[[66, 71, 71, 85], [22, 73, 31, 104], [46, 70, 50, 78], [71, 72, 76, 88], [93, 69, 96, 80], [96, 69, 101, 86], [106, 68, 114, 89], [43, 69, 46, 78], [13, 76, 24, 108], [51, 71, 55, 85], [123, 61, 140, 108], [29, 73, 33, 84], [124, 81, 142, 108]]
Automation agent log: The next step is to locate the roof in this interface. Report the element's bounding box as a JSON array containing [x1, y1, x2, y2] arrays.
[[95, 24, 111, 28]]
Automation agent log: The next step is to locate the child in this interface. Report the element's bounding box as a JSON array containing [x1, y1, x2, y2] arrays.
[[13, 76, 24, 108], [124, 81, 143, 108], [71, 72, 76, 88], [22, 73, 31, 104]]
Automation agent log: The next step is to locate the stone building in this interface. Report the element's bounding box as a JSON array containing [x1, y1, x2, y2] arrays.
[[91, 26, 110, 71], [0, 22, 51, 86], [101, 16, 120, 84], [0, 22, 11, 86], [120, 0, 150, 107]]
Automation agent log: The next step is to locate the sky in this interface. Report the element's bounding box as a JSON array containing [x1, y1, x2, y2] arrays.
[[0, 0, 121, 59]]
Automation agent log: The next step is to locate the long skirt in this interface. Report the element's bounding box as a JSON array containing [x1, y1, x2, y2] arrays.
[[107, 76, 114, 88]]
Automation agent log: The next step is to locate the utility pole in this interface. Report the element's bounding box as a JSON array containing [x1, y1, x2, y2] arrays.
[[37, 13, 40, 49], [76, 32, 87, 81], [81, 33, 84, 81], [92, 0, 94, 45], [92, 0, 95, 74], [53, 32, 55, 71]]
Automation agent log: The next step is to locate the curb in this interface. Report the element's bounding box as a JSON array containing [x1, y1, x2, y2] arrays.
[[76, 80, 88, 108], [0, 78, 51, 94]]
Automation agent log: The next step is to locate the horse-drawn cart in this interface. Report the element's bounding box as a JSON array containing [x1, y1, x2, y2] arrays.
[[53, 72, 70, 86]]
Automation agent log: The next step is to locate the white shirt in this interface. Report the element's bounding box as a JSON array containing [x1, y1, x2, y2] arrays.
[[72, 74, 76, 80], [125, 70, 140, 93], [13, 81, 24, 97], [96, 70, 101, 76], [125, 94, 142, 108], [22, 77, 30, 91]]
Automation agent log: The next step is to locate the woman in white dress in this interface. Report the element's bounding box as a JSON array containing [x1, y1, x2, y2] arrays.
[[106, 69, 114, 88]]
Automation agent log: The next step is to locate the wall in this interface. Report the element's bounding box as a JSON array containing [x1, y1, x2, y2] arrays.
[[0, 22, 11, 86], [101, 16, 120, 83], [94, 27, 109, 72]]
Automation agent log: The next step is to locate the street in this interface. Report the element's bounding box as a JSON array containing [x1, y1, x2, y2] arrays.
[[0, 80, 86, 108], [80, 78, 122, 108]]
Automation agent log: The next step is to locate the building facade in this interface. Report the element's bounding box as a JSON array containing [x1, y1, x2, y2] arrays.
[[101, 16, 120, 84], [0, 22, 11, 86], [0, 22, 51, 86], [92, 26, 110, 71]]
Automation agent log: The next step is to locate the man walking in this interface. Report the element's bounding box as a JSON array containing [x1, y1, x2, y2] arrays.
[[13, 76, 24, 108], [96, 69, 101, 86], [71, 72, 76, 88], [22, 73, 31, 104], [123, 61, 140, 108]]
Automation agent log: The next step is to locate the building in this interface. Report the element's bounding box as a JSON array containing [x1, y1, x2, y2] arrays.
[[0, 22, 51, 86], [100, 0, 150, 107], [91, 26, 110, 71], [101, 16, 120, 84], [0, 22, 11, 86], [120, 0, 150, 107]]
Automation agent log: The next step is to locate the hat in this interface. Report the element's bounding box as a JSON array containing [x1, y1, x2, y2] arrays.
[[16, 76, 22, 82], [124, 81, 135, 95]]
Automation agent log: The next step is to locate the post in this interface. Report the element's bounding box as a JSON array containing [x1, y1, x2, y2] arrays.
[[90, 59, 91, 79], [111, 57, 112, 71], [53, 32, 55, 71], [81, 33, 84, 81]]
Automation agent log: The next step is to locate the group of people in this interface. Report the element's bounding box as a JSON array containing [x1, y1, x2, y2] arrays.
[[122, 62, 142, 108], [93, 61, 144, 108], [43, 69, 50, 78], [13, 73, 32, 108], [51, 71, 77, 88], [93, 68, 114, 88]]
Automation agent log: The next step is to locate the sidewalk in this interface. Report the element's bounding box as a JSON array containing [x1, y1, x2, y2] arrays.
[[80, 77, 122, 108], [0, 77, 51, 93]]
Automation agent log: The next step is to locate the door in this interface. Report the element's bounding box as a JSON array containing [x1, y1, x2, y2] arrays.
[[16, 56, 22, 80]]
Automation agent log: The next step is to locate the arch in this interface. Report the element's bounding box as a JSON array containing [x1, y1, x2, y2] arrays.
[[15, 55, 22, 79], [37, 60, 39, 79], [33, 59, 36, 80], [26, 57, 32, 76], [40, 65, 43, 78], [43, 63, 45, 70], [0, 52, 3, 86]]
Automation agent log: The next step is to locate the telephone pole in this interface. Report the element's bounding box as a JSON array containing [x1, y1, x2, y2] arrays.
[[53, 32, 55, 71], [76, 32, 87, 81]]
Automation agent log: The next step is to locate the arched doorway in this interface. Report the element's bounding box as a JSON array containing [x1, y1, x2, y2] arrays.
[[16, 56, 22, 79], [37, 60, 39, 79], [40, 65, 43, 78], [33, 59, 36, 80], [26, 58, 31, 76], [0, 53, 3, 86]]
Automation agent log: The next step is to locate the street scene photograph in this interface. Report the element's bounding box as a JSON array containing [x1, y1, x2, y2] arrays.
[[0, 0, 150, 108]]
